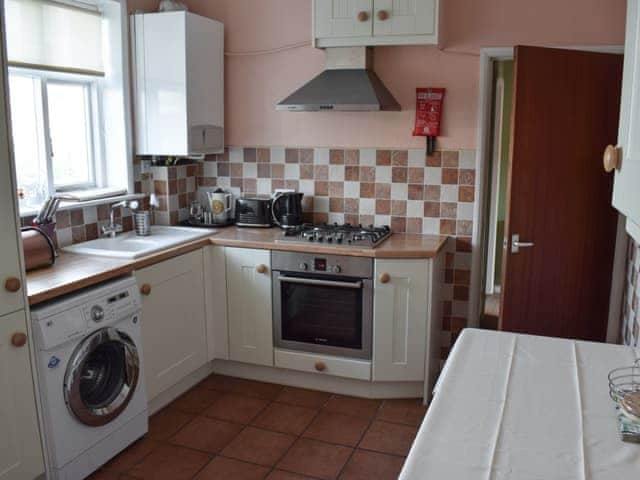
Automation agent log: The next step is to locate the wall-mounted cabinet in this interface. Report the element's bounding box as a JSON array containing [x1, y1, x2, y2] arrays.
[[132, 11, 224, 156], [611, 0, 640, 243], [314, 0, 439, 47]]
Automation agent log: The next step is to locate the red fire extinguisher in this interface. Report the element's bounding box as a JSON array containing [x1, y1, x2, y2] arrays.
[[413, 88, 445, 155]]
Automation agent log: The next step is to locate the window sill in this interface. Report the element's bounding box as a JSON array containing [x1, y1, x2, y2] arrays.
[[20, 193, 146, 218]]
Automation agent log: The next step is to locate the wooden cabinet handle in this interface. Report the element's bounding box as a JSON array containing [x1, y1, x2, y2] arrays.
[[379, 272, 391, 284], [11, 332, 27, 348], [377, 10, 390, 21], [603, 144, 622, 172], [315, 361, 327, 372], [256, 264, 268, 274], [140, 284, 152, 296], [4, 277, 21, 293], [357, 11, 369, 22]]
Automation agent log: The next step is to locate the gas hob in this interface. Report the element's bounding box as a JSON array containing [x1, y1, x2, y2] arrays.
[[277, 223, 392, 248]]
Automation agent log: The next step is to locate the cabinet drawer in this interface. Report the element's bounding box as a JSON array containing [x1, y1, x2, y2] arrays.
[[275, 349, 371, 381]]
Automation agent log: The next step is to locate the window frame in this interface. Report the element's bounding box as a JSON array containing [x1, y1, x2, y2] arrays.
[[8, 66, 103, 196]]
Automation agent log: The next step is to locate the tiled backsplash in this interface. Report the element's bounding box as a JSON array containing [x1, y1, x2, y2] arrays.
[[21, 205, 135, 248], [622, 238, 639, 347], [150, 164, 200, 225], [200, 147, 476, 239]]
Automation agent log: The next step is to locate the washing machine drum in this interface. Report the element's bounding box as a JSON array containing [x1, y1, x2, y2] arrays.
[[64, 327, 140, 427]]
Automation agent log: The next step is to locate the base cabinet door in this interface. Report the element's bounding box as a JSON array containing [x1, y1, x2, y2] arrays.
[[0, 310, 45, 480], [136, 250, 208, 400], [225, 248, 273, 366], [204, 246, 228, 361], [372, 259, 429, 381]]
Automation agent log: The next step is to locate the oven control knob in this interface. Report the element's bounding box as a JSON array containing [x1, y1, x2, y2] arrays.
[[299, 263, 308, 271], [90, 305, 105, 323], [332, 265, 342, 274]]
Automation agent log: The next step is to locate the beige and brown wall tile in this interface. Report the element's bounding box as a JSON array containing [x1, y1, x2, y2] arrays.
[[622, 238, 640, 347]]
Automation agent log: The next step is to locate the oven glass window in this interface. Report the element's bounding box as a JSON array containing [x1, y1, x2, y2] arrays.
[[280, 278, 362, 349]]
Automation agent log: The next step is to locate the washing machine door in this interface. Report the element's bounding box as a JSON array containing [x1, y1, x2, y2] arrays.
[[64, 327, 140, 427]]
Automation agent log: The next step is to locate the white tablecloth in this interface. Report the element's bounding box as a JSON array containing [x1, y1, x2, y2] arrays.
[[400, 329, 640, 479]]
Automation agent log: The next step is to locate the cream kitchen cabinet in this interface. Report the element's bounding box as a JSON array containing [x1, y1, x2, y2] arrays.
[[314, 0, 439, 47], [372, 257, 443, 394], [204, 246, 228, 361], [0, 73, 24, 317], [135, 249, 208, 400], [225, 248, 273, 366], [0, 40, 45, 479], [0, 311, 46, 480], [132, 11, 224, 156], [610, 0, 640, 242]]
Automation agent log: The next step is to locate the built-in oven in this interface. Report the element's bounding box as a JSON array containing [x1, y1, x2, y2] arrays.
[[272, 251, 373, 360]]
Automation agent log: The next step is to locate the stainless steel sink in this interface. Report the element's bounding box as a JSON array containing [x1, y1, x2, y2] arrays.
[[63, 226, 216, 259]]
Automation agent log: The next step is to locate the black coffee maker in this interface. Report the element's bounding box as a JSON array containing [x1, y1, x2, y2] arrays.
[[271, 192, 304, 229]]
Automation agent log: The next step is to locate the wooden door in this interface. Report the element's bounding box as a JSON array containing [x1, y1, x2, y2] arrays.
[[315, 0, 373, 39], [500, 46, 622, 341], [372, 259, 428, 381], [136, 250, 208, 400], [226, 248, 273, 366], [373, 0, 436, 37], [613, 0, 640, 242], [0, 310, 45, 480]]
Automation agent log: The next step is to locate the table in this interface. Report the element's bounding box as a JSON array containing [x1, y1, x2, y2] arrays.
[[401, 329, 640, 479]]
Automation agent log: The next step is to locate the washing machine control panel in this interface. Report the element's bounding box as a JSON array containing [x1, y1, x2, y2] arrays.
[[31, 277, 142, 351], [83, 288, 140, 327]]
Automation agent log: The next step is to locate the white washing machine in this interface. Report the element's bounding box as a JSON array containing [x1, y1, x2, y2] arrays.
[[31, 276, 148, 480]]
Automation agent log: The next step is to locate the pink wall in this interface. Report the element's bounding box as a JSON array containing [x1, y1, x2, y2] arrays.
[[129, 0, 626, 150]]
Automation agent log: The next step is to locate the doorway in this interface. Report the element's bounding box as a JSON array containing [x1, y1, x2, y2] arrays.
[[473, 46, 628, 342], [481, 59, 513, 329]]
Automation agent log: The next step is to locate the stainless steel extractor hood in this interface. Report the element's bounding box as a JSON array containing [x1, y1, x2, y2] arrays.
[[276, 47, 401, 112]]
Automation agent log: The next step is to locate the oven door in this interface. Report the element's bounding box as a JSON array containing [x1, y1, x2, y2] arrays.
[[273, 272, 373, 359]]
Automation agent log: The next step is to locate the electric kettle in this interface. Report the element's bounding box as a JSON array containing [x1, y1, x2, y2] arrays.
[[271, 192, 304, 229]]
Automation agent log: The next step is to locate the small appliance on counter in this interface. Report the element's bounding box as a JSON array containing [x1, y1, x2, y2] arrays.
[[21, 226, 56, 271], [271, 191, 304, 229], [235, 195, 273, 227], [182, 188, 235, 228]]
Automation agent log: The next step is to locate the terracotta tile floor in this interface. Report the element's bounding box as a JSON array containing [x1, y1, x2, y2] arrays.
[[90, 374, 427, 480]]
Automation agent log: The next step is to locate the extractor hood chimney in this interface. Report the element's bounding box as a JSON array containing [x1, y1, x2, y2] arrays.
[[276, 47, 401, 112]]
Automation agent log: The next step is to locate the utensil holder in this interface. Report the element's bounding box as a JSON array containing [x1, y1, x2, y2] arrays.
[[134, 211, 152, 236]]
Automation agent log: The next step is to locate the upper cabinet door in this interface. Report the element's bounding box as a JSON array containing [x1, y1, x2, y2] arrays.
[[0, 40, 25, 318], [613, 0, 640, 242], [373, 0, 436, 37], [314, 0, 373, 39], [314, 0, 439, 47]]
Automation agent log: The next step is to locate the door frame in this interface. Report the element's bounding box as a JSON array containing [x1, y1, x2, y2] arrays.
[[470, 45, 628, 344]]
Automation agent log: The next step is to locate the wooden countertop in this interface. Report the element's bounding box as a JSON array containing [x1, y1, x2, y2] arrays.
[[26, 227, 447, 306]]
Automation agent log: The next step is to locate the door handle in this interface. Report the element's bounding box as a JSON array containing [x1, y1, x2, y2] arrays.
[[511, 234, 535, 253]]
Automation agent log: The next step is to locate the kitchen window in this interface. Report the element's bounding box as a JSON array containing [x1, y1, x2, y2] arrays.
[[9, 69, 100, 203], [4, 0, 133, 213]]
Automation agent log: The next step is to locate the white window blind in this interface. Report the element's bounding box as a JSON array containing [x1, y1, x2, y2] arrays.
[[6, 0, 104, 76]]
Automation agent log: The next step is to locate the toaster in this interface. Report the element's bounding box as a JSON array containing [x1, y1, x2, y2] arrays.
[[235, 196, 273, 227]]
